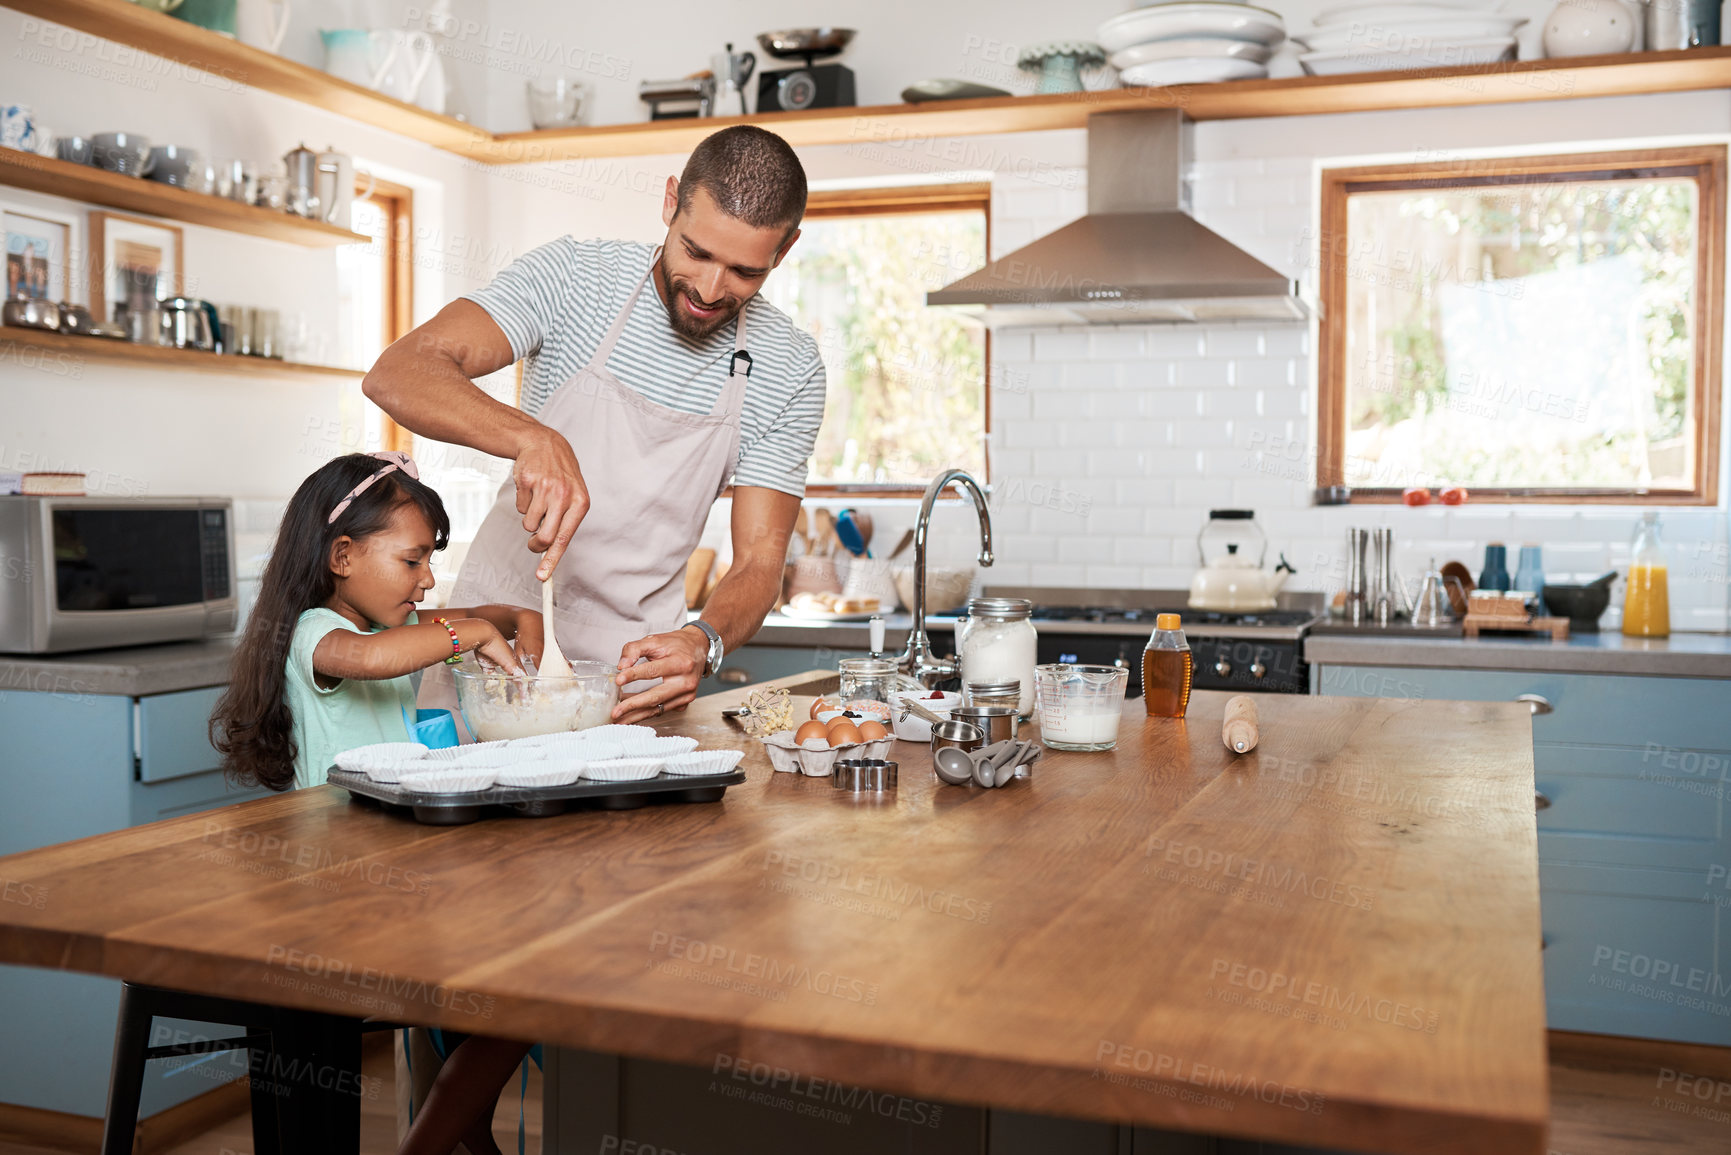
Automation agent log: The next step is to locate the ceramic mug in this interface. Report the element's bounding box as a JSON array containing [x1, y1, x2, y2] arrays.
[[0, 104, 37, 152]]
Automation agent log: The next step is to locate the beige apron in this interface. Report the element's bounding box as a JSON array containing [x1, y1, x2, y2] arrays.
[[420, 249, 748, 719]]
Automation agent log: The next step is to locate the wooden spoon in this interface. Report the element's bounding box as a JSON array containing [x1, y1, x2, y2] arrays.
[[539, 576, 572, 677]]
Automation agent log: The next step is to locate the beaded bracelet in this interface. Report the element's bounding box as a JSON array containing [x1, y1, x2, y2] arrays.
[[431, 616, 463, 665]]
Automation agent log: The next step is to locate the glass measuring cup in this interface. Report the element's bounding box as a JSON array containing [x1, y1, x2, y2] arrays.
[[1033, 664, 1130, 752]]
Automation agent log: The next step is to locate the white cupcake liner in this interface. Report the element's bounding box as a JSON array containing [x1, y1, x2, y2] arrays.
[[661, 750, 746, 777], [398, 767, 497, 794], [333, 742, 429, 774], [579, 757, 664, 782], [579, 724, 656, 742], [423, 740, 509, 763], [359, 757, 431, 784], [494, 763, 582, 787], [614, 735, 699, 758]]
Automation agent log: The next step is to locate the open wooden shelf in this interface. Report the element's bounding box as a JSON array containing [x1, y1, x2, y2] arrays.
[[8, 0, 1731, 163], [0, 149, 369, 246], [0, 325, 364, 382]]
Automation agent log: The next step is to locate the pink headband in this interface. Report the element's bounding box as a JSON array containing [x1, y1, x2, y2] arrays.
[[327, 450, 420, 525]]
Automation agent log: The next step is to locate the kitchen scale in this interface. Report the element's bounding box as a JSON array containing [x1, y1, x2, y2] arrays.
[[755, 27, 856, 112]]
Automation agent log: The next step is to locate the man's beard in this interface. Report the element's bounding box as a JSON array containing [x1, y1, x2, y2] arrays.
[[658, 251, 743, 340]]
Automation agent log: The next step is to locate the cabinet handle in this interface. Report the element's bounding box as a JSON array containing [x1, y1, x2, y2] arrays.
[[1515, 693, 1553, 716], [1534, 790, 1551, 812], [718, 669, 750, 684], [1541, 933, 1552, 952]]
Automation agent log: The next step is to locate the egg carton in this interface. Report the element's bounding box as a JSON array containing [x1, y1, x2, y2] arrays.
[[761, 731, 893, 776]]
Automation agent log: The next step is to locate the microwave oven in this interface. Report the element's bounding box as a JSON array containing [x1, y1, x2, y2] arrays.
[[0, 496, 238, 654]]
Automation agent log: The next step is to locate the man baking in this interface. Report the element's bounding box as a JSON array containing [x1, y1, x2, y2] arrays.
[[362, 126, 823, 725]]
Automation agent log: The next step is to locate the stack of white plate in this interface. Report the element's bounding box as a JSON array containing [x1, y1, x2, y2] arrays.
[[1293, 1, 1525, 75], [1099, 3, 1287, 86]]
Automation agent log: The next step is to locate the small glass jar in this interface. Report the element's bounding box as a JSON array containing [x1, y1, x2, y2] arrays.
[[957, 597, 1037, 717], [838, 657, 899, 709], [964, 679, 1021, 712]]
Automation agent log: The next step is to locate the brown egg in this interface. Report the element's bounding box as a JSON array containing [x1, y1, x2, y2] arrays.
[[857, 720, 888, 741], [810, 695, 838, 720], [794, 720, 829, 744], [826, 721, 863, 747]]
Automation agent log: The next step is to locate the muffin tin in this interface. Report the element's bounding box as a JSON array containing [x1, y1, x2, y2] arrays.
[[328, 764, 746, 825]]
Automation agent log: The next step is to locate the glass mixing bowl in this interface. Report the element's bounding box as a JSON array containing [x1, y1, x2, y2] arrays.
[[451, 662, 618, 742]]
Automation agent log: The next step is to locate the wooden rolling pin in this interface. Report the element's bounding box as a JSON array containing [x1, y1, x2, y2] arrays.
[[1222, 695, 1259, 754]]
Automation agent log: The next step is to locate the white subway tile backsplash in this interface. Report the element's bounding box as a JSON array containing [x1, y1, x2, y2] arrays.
[[1089, 329, 1146, 359], [1063, 361, 1121, 390], [1113, 537, 1172, 566], [1201, 390, 1262, 418], [1264, 328, 1310, 356], [1117, 479, 1175, 506], [1059, 535, 1116, 564], [992, 332, 1032, 363], [1032, 391, 1079, 420], [1112, 420, 1173, 448], [1060, 423, 1117, 449], [990, 449, 1033, 477], [1147, 330, 1206, 358], [1125, 361, 1176, 389], [1201, 329, 1264, 357], [1087, 506, 1145, 535], [1174, 479, 1235, 506], [1092, 391, 1150, 419], [1085, 565, 1143, 587], [1032, 449, 1088, 476], [1171, 420, 1240, 449], [1005, 422, 1060, 449], [998, 532, 1058, 562], [1034, 331, 1090, 361], [1176, 360, 1232, 388], [1233, 358, 1296, 388], [1031, 563, 1086, 585]]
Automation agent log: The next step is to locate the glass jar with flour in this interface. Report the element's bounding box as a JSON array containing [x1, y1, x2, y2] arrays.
[[957, 597, 1037, 717]]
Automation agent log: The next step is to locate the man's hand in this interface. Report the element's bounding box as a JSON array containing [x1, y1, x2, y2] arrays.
[[611, 625, 708, 723], [513, 426, 589, 581]]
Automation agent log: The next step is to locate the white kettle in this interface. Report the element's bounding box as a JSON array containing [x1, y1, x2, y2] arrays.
[[1187, 509, 1294, 613]]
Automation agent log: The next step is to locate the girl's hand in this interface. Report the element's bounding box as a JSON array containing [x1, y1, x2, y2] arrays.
[[512, 609, 545, 668], [467, 620, 523, 675]]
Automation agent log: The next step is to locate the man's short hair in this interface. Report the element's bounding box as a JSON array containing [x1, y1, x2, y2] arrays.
[[676, 126, 807, 237]]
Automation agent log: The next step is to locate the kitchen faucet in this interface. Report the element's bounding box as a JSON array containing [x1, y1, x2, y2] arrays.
[[897, 469, 993, 688]]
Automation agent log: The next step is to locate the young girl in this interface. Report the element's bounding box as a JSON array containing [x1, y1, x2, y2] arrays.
[[210, 450, 537, 1154]]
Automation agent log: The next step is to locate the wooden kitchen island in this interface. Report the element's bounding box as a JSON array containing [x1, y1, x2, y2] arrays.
[[0, 678, 1547, 1155]]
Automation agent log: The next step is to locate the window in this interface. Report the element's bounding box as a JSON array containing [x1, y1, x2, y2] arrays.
[[761, 184, 990, 494], [1317, 147, 1724, 504], [337, 176, 415, 454]]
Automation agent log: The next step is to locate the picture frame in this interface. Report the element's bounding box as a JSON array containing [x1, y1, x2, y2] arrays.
[[89, 210, 184, 324], [2, 204, 78, 304]]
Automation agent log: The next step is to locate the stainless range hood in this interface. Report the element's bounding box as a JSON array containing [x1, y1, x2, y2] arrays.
[[927, 109, 1307, 326]]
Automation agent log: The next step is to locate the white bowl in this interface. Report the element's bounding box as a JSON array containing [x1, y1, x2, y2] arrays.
[[1098, 4, 1287, 53], [1315, 0, 1511, 25], [1298, 35, 1514, 72], [888, 690, 962, 743], [1121, 57, 1267, 85], [1295, 15, 1527, 51], [1110, 37, 1276, 69]]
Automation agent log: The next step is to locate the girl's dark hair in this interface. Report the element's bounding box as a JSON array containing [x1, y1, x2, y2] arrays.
[[211, 454, 449, 792]]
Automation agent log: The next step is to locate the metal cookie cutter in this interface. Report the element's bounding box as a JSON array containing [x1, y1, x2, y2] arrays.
[[832, 759, 898, 794]]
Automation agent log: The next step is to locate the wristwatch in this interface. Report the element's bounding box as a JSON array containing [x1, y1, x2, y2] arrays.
[[685, 619, 724, 678]]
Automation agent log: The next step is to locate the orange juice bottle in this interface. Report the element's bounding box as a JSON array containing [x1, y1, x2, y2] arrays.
[[1622, 512, 1670, 638], [1143, 613, 1194, 718]]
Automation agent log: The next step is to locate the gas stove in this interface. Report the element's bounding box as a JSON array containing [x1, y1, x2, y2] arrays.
[[975, 587, 1325, 696]]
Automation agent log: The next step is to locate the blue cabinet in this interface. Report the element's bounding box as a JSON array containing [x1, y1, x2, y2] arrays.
[[0, 685, 271, 1120], [1314, 663, 1731, 1046]]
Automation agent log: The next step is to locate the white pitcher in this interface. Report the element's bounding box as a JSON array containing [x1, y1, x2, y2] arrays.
[[237, 0, 290, 54], [371, 29, 437, 104]]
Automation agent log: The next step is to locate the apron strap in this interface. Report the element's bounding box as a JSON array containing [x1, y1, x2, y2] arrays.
[[585, 250, 659, 375]]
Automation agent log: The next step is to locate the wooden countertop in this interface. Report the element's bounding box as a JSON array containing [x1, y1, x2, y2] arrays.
[[0, 678, 1547, 1154]]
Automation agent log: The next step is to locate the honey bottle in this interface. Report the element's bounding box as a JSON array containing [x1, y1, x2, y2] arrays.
[[1143, 613, 1193, 718]]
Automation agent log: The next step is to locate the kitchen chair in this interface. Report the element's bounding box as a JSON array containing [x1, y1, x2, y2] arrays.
[[100, 980, 388, 1155]]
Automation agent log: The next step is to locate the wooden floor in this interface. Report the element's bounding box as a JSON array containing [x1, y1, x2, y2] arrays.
[[0, 1035, 1724, 1155]]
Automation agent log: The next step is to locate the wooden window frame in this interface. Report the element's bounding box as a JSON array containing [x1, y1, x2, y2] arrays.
[[795, 182, 992, 501], [368, 176, 416, 454], [1316, 146, 1725, 506]]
